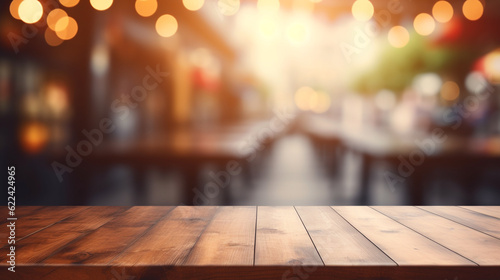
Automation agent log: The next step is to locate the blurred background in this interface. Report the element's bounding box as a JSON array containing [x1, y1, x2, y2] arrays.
[[1, 0, 500, 206]]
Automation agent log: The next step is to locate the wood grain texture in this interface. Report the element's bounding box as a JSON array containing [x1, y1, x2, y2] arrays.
[[42, 206, 174, 265], [373, 206, 500, 265], [255, 206, 323, 265], [332, 206, 474, 266], [419, 206, 500, 239], [110, 206, 218, 265], [184, 206, 256, 265], [296, 206, 395, 266], [460, 206, 500, 219]]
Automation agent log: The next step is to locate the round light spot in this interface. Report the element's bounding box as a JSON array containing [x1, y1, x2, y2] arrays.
[[294, 86, 315, 111], [463, 0, 483, 21], [135, 0, 157, 17], [90, 0, 113, 11], [414, 13, 435, 36], [183, 0, 204, 11], [20, 122, 49, 154], [217, 0, 239, 16], [55, 16, 78, 40], [10, 0, 23, 20], [47, 9, 68, 31], [59, 0, 80, 8], [45, 28, 64, 46], [432, 1, 453, 23], [351, 0, 374, 22], [441, 81, 460, 101], [413, 73, 442, 96], [388, 26, 410, 48], [18, 0, 44, 24], [156, 14, 178, 38]]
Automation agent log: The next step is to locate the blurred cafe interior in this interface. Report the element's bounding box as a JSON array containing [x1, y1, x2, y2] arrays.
[[1, 0, 500, 206]]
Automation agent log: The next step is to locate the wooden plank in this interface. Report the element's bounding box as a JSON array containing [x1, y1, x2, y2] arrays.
[[296, 206, 395, 266], [419, 206, 500, 239], [42, 206, 174, 265], [110, 206, 218, 265], [0, 206, 128, 264], [460, 206, 500, 219], [255, 206, 323, 265], [373, 206, 500, 265], [184, 206, 256, 265], [332, 206, 474, 266]]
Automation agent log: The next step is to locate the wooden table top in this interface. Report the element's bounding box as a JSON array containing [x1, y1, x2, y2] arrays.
[[1, 206, 500, 279]]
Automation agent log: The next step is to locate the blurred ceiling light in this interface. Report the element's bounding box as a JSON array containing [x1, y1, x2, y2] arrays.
[[351, 0, 374, 22], [440, 81, 460, 101], [465, 71, 488, 93], [135, 0, 157, 17], [294, 86, 315, 111], [47, 9, 68, 31], [44, 28, 64, 46], [183, 0, 204, 11], [10, 0, 23, 20], [59, 0, 79, 8], [387, 25, 409, 48], [156, 14, 178, 37], [91, 44, 110, 76], [462, 0, 483, 21], [90, 0, 113, 11], [484, 50, 500, 84], [257, 0, 280, 13], [432, 1, 453, 23], [413, 73, 442, 96], [55, 16, 78, 40], [18, 0, 43, 24], [45, 84, 68, 115], [311, 91, 331, 114], [413, 13, 435, 36], [217, 0, 240, 16], [286, 22, 308, 45], [20, 122, 49, 154], [375, 89, 396, 111]]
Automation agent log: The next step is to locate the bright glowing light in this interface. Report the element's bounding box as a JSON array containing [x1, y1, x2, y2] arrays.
[[294, 86, 315, 111], [20, 122, 49, 154], [441, 81, 460, 101], [375, 90, 396, 111], [257, 0, 280, 13], [183, 0, 204, 11], [413, 73, 442, 96], [156, 14, 178, 38], [45, 84, 68, 115], [217, 0, 240, 16], [259, 18, 277, 39], [135, 0, 157, 17], [465, 71, 488, 93], [55, 16, 78, 40], [388, 26, 409, 48], [391, 104, 414, 134], [91, 44, 110, 76], [45, 28, 63, 46], [286, 22, 308, 45], [10, 0, 23, 20], [463, 0, 483, 21], [18, 0, 43, 24], [47, 9, 68, 31], [90, 0, 113, 11], [351, 0, 374, 22], [414, 13, 435, 36], [484, 50, 500, 84], [311, 91, 331, 113], [432, 1, 453, 23], [59, 0, 79, 8]]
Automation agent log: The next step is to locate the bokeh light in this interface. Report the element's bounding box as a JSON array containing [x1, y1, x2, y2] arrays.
[[441, 81, 460, 101], [432, 1, 453, 23], [351, 0, 374, 22], [156, 14, 178, 38], [55, 16, 78, 40], [462, 0, 484, 21], [311, 91, 331, 114], [257, 0, 280, 14], [90, 0, 113, 11], [484, 50, 500, 84], [18, 0, 44, 24], [465, 71, 488, 93], [45, 28, 64, 46], [20, 122, 49, 154], [295, 86, 315, 111], [388, 26, 410, 48], [217, 0, 240, 16], [47, 9, 68, 31], [183, 0, 204, 11], [59, 0, 79, 8], [135, 0, 157, 17], [414, 13, 435, 36], [286, 22, 308, 45], [10, 0, 23, 20], [413, 73, 442, 96]]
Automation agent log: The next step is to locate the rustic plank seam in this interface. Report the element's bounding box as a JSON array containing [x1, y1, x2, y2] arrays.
[[294, 206, 325, 266], [457, 206, 500, 220], [182, 206, 221, 264], [253, 206, 258, 266]]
